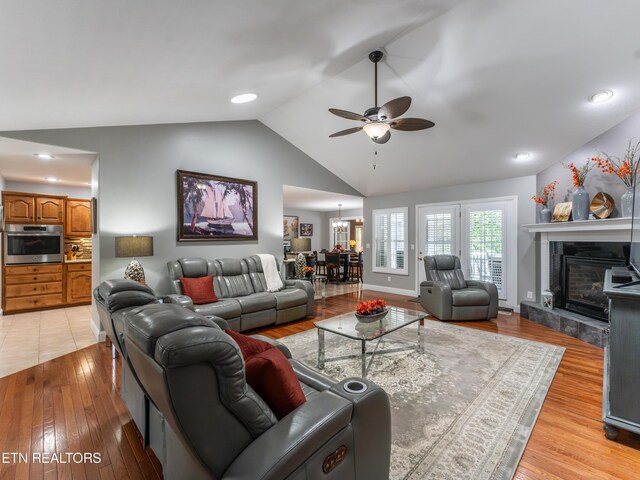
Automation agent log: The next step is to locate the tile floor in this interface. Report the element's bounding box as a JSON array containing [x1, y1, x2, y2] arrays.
[[0, 305, 97, 378]]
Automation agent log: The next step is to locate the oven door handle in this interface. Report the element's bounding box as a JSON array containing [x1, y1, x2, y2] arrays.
[[5, 232, 62, 237]]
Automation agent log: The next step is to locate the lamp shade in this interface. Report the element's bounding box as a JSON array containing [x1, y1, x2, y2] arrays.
[[115, 235, 154, 258], [291, 238, 311, 252]]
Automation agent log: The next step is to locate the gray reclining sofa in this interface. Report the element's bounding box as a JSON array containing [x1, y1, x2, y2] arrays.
[[166, 256, 314, 332], [96, 279, 392, 480]]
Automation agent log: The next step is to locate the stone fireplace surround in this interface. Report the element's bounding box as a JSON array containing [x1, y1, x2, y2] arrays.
[[522, 217, 632, 347]]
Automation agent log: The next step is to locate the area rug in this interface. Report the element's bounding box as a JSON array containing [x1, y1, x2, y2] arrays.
[[278, 320, 564, 480]]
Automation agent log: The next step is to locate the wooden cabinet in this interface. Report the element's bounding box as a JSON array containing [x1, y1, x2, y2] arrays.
[[2, 192, 64, 224], [3, 193, 35, 223], [3, 264, 64, 313], [65, 199, 92, 237], [602, 270, 640, 440], [65, 262, 92, 304], [36, 197, 64, 224]]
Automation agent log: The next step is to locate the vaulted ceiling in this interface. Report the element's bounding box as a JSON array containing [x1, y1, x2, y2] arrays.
[[2, 0, 640, 197]]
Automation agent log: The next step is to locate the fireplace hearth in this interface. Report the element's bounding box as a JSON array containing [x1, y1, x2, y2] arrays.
[[550, 242, 628, 321]]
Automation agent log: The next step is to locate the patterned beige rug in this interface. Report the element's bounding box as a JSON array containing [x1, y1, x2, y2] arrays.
[[279, 320, 564, 480]]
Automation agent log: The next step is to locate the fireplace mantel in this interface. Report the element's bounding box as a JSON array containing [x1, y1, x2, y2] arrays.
[[524, 217, 632, 292], [524, 217, 631, 234]]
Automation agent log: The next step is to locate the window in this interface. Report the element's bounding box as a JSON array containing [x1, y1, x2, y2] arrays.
[[373, 207, 408, 275]]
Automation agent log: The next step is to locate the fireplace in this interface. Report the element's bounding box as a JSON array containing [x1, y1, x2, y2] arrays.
[[550, 242, 628, 321]]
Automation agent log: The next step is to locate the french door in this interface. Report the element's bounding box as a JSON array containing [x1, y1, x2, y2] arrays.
[[417, 198, 516, 307]]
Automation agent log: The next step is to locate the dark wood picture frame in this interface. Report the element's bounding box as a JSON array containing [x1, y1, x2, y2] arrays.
[[177, 169, 258, 241], [300, 223, 313, 237]]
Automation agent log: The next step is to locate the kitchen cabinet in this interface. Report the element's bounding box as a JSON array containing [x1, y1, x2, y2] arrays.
[[36, 197, 64, 224], [65, 199, 92, 237], [3, 193, 35, 224], [3, 264, 64, 313], [2, 192, 64, 224], [65, 262, 92, 304]]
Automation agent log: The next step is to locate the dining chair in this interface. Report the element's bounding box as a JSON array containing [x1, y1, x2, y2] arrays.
[[316, 252, 327, 275], [324, 252, 341, 284], [348, 252, 363, 282]]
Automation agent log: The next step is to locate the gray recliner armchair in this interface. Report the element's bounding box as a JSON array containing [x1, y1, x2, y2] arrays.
[[123, 303, 392, 480], [419, 255, 498, 321]]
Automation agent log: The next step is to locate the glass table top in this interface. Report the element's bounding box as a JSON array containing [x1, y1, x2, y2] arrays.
[[314, 307, 427, 341]]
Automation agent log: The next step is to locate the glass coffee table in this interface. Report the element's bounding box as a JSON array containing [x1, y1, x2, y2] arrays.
[[314, 307, 428, 378]]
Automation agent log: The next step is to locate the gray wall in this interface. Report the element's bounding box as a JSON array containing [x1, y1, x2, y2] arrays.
[[362, 175, 537, 306], [2, 121, 361, 299], [283, 208, 325, 252], [537, 111, 640, 215], [3, 180, 91, 199]]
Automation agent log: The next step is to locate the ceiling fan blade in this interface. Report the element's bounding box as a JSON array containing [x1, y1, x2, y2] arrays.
[[328, 108, 368, 122], [390, 117, 435, 131], [372, 130, 391, 144], [329, 126, 364, 138], [378, 96, 412, 120]]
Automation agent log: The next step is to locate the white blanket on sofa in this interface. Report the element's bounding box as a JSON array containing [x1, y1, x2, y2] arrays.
[[257, 254, 284, 292]]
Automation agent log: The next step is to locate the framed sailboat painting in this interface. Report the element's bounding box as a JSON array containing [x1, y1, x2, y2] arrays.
[[177, 170, 258, 241]]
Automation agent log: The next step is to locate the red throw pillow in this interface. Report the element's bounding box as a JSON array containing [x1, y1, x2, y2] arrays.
[[225, 329, 272, 358], [180, 276, 218, 305], [225, 330, 306, 419]]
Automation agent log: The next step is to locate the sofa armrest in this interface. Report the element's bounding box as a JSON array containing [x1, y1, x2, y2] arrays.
[[250, 334, 292, 358], [284, 279, 314, 316], [465, 280, 499, 318], [222, 391, 354, 480], [164, 294, 194, 310], [419, 280, 453, 320], [328, 378, 391, 480]]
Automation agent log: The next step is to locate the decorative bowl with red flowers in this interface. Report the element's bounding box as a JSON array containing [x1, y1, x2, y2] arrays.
[[355, 299, 388, 323]]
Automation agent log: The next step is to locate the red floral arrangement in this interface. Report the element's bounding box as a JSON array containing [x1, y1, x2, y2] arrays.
[[592, 139, 640, 188], [303, 266, 314, 273], [334, 244, 344, 252], [356, 299, 387, 316], [566, 162, 593, 188], [531, 180, 558, 207]]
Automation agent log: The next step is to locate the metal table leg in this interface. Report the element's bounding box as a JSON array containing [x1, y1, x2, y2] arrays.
[[318, 329, 325, 370], [361, 340, 367, 378], [418, 318, 424, 354]]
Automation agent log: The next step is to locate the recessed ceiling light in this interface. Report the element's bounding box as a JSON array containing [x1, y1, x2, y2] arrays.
[[35, 153, 54, 160], [589, 90, 614, 103], [46, 177, 57, 182], [230, 93, 257, 104], [514, 152, 531, 161]]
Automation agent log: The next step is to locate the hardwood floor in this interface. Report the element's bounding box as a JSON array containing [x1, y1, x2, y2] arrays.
[[1, 290, 639, 479]]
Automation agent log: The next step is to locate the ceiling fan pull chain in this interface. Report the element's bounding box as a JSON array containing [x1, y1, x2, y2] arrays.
[[373, 148, 378, 170]]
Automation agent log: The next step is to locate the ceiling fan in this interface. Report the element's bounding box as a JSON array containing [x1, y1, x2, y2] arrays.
[[328, 50, 435, 144]]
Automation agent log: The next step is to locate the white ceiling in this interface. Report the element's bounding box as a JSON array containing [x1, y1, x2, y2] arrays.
[[283, 185, 363, 212], [0, 137, 95, 186], [1, 0, 640, 197]]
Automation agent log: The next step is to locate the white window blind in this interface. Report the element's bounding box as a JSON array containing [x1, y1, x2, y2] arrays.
[[464, 207, 505, 297], [425, 213, 453, 256], [373, 207, 408, 275]]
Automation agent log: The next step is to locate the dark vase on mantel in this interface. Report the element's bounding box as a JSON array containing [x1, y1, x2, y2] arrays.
[[539, 207, 552, 223], [571, 186, 590, 221]]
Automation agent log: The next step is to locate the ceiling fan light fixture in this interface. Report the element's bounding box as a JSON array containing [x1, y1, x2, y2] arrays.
[[363, 122, 390, 139]]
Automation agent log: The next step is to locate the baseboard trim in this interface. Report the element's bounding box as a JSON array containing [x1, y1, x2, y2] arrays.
[[89, 320, 106, 342], [361, 284, 417, 298]]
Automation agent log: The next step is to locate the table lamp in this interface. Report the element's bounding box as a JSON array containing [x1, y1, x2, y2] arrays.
[[115, 235, 154, 283], [291, 238, 311, 253]]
